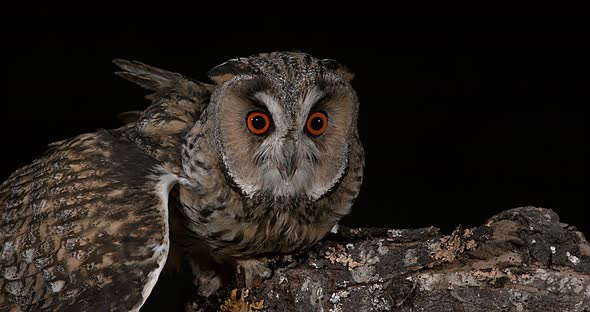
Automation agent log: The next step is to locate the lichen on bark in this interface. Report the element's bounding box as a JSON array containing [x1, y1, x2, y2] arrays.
[[188, 207, 590, 311]]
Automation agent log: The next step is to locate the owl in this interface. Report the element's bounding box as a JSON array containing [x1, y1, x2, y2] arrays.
[[0, 52, 364, 311]]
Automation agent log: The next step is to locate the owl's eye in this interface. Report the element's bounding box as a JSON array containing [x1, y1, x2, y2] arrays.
[[246, 111, 271, 135], [306, 111, 328, 136]]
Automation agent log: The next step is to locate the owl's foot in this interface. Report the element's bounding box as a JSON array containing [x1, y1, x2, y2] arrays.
[[236, 258, 272, 288], [196, 269, 224, 297]]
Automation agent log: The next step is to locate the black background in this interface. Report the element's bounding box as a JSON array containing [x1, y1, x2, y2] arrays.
[[1, 2, 587, 310]]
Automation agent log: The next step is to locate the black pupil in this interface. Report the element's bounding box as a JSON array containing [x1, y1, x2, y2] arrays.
[[310, 117, 324, 131], [251, 115, 266, 130]]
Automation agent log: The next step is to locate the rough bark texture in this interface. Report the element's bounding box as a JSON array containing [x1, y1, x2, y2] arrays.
[[187, 207, 590, 311]]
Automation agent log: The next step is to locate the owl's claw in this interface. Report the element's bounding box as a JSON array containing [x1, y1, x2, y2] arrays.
[[236, 259, 272, 288], [196, 269, 224, 297]]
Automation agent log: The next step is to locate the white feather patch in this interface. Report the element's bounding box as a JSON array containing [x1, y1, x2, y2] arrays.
[[50, 280, 65, 293], [253, 92, 285, 129], [330, 223, 340, 234], [131, 172, 176, 312], [300, 88, 325, 121]]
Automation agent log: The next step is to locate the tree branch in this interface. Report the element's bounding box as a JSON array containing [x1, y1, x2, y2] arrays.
[[187, 207, 590, 311]]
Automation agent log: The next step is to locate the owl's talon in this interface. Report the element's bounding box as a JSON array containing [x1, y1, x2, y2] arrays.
[[236, 259, 272, 288], [196, 270, 223, 297]]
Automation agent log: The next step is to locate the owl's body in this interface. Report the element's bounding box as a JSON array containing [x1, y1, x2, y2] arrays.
[[0, 52, 364, 311]]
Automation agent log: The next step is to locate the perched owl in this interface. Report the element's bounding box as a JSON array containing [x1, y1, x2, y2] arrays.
[[0, 52, 364, 311]]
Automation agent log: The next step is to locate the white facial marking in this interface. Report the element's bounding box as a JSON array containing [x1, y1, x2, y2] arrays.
[[223, 154, 259, 199], [309, 154, 348, 200], [253, 92, 285, 128], [299, 88, 325, 122]]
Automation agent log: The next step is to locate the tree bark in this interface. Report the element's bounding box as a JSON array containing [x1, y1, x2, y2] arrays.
[[187, 207, 590, 311]]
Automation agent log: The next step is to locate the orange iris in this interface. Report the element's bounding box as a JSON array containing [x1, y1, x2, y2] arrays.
[[246, 111, 271, 135], [306, 111, 328, 136]]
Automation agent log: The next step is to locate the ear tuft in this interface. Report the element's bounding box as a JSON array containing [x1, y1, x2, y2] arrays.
[[207, 60, 251, 85], [321, 59, 354, 81]]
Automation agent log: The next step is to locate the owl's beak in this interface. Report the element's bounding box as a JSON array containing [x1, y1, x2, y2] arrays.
[[278, 158, 297, 180], [278, 140, 298, 180]]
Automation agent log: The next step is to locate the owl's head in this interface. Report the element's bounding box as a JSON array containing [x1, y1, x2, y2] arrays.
[[204, 52, 360, 201]]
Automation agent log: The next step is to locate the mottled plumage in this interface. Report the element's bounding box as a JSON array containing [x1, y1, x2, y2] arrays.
[[0, 52, 364, 311]]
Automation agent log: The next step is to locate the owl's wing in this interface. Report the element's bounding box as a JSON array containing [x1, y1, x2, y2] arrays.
[[112, 58, 215, 101], [111, 59, 213, 179], [0, 130, 177, 311]]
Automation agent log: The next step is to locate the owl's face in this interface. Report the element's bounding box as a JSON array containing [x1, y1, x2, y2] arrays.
[[206, 52, 359, 201]]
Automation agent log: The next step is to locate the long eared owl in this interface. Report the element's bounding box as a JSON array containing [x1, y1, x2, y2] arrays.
[[0, 52, 364, 311]]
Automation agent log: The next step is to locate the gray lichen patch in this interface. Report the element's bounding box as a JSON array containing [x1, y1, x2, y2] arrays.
[[567, 251, 581, 265], [350, 265, 378, 284], [387, 229, 403, 239], [296, 274, 325, 309], [376, 239, 389, 256], [329, 289, 350, 304], [525, 268, 590, 296], [411, 271, 484, 291], [403, 249, 418, 266]]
